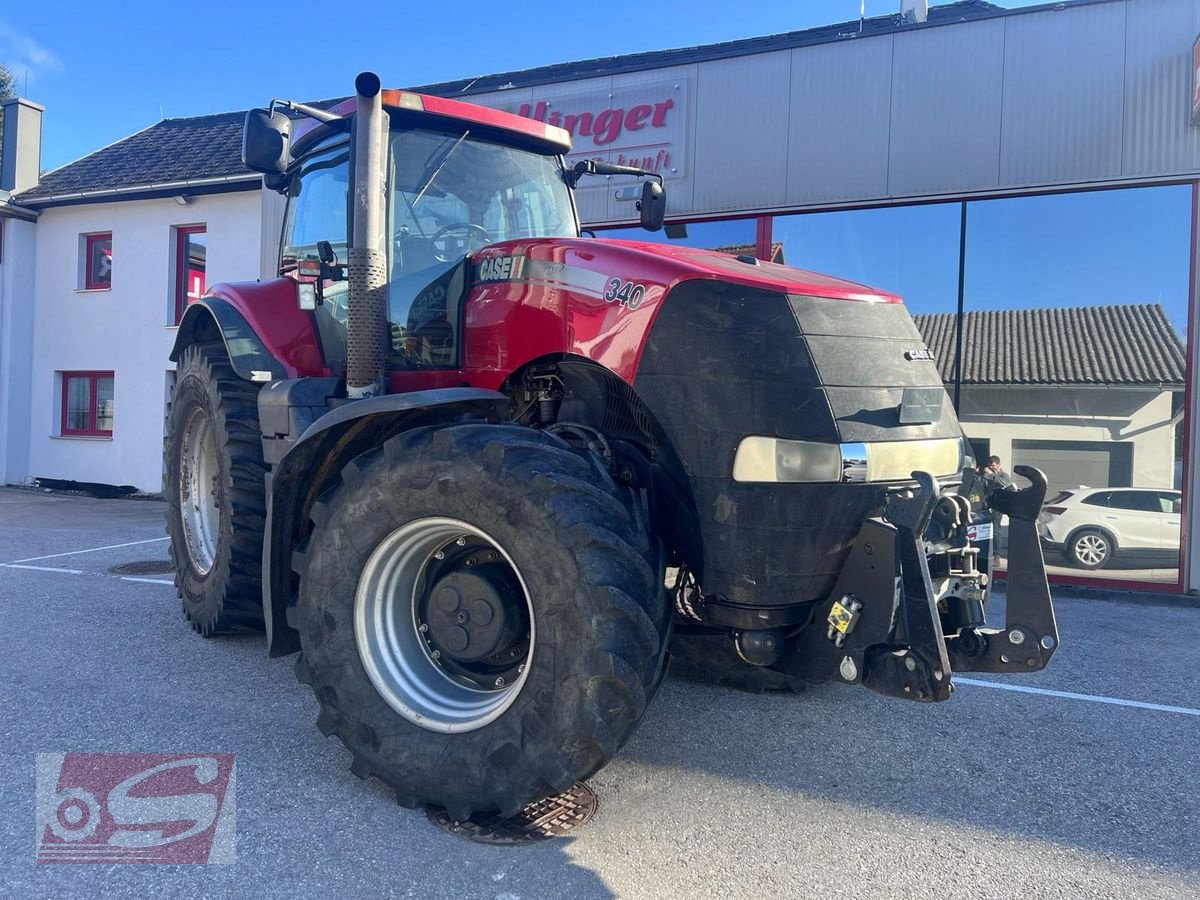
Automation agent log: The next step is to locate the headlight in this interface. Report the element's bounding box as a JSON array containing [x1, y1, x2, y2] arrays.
[[733, 436, 964, 484], [731, 436, 843, 483]]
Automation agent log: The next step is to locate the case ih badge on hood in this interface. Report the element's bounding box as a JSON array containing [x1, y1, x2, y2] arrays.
[[163, 71, 1058, 824]]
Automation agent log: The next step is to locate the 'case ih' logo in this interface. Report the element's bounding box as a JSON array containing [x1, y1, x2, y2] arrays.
[[905, 348, 934, 361], [476, 256, 526, 282]]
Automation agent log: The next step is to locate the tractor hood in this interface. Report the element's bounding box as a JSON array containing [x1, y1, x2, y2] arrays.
[[468, 237, 900, 305], [589, 237, 901, 303]]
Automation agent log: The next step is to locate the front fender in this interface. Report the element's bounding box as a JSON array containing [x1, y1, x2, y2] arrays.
[[171, 279, 328, 380], [262, 387, 509, 656], [171, 299, 288, 381]]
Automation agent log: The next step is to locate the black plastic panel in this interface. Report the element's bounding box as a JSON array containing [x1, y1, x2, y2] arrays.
[[635, 281, 966, 610]]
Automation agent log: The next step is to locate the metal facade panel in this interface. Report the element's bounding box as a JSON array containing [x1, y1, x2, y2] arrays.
[[999, 2, 1127, 187], [785, 36, 894, 206], [887, 18, 1005, 196], [691, 52, 792, 214], [1122, 0, 1200, 176], [605, 65, 697, 222]]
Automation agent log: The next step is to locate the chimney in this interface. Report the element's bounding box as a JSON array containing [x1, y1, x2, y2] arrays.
[[0, 97, 45, 195], [900, 0, 929, 25]]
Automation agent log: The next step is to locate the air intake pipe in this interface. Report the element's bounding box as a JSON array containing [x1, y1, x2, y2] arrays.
[[346, 71, 388, 399]]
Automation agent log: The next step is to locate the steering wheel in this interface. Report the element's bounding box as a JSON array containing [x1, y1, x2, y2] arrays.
[[430, 223, 490, 263]]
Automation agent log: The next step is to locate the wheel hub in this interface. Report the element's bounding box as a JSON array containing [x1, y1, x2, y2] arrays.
[[423, 563, 525, 664], [354, 517, 535, 733]]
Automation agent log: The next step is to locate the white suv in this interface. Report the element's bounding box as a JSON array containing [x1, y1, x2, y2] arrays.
[[1038, 487, 1182, 570]]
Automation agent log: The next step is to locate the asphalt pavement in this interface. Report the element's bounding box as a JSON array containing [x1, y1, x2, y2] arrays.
[[1, 486, 1198, 899]]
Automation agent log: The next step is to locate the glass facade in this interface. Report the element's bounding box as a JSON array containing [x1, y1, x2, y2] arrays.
[[765, 184, 1192, 590]]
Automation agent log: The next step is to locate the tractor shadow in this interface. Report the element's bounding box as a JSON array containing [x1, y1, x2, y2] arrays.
[[613, 639, 1200, 874]]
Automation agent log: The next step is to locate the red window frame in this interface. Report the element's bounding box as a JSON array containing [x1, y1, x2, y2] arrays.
[[174, 225, 207, 324], [61, 371, 114, 437], [84, 232, 112, 290]]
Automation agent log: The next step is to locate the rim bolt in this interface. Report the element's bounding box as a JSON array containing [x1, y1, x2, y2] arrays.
[[418, 623, 428, 633], [487, 551, 498, 561], [431, 650, 441, 660], [517, 664, 525, 673], [494, 677, 506, 688], [465, 557, 476, 567], [509, 648, 519, 657], [456, 537, 467, 547], [434, 550, 445, 560]]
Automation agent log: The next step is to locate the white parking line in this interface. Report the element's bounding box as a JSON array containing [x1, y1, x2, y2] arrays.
[[954, 677, 1200, 717], [8, 536, 169, 564], [0, 563, 84, 575], [120, 576, 175, 586]]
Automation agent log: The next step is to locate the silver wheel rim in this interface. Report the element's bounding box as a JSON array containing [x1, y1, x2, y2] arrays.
[[1074, 533, 1108, 566], [179, 407, 219, 575], [354, 517, 535, 733]]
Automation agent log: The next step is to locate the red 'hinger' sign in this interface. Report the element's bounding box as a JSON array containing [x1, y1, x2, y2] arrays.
[[505, 79, 688, 181]]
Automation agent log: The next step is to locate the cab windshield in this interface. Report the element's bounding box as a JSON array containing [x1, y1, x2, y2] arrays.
[[386, 127, 577, 368]]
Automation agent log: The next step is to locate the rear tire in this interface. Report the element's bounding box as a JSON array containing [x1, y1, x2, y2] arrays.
[[1066, 527, 1114, 570], [165, 342, 267, 635], [291, 423, 670, 819]]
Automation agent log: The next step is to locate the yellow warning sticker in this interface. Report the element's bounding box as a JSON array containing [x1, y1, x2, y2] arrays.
[[828, 601, 855, 634]]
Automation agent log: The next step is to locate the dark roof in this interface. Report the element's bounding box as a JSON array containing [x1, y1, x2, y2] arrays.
[[913, 304, 1186, 387], [17, 111, 254, 205]]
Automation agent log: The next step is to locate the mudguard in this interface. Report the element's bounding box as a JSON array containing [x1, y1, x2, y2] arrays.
[[171, 298, 288, 382], [262, 387, 509, 656]]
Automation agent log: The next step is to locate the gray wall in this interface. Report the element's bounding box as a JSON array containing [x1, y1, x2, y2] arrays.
[[471, 0, 1200, 225]]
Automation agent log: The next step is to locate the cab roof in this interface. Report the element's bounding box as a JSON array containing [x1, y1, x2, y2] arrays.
[[290, 91, 572, 157]]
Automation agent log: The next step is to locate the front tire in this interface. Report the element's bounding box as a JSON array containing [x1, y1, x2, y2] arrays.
[[1066, 528, 1113, 570], [291, 423, 670, 819], [165, 342, 267, 635]]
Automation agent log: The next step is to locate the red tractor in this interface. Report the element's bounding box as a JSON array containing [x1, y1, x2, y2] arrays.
[[165, 73, 1058, 820]]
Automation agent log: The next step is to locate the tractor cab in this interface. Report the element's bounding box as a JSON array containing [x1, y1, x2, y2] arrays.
[[246, 84, 663, 383]]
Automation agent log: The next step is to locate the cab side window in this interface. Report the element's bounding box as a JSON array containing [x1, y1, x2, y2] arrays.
[[281, 142, 350, 371]]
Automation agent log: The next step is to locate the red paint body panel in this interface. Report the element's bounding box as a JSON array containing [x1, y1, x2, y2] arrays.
[[461, 237, 899, 390], [293, 91, 570, 154], [213, 240, 900, 396], [205, 279, 329, 378]]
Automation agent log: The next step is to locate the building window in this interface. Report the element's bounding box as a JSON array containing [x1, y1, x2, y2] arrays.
[[61, 371, 114, 437], [84, 233, 113, 290], [175, 225, 207, 323]]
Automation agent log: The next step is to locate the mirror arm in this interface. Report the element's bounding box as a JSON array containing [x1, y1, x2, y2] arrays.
[[270, 99, 343, 124], [567, 159, 663, 188]]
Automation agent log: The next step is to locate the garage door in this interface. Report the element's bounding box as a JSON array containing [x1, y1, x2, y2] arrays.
[[1011, 440, 1133, 494]]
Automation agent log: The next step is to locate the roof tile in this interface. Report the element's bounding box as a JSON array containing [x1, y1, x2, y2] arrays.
[[913, 304, 1186, 386]]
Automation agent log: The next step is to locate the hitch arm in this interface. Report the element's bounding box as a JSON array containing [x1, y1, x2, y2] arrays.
[[946, 465, 1059, 673]]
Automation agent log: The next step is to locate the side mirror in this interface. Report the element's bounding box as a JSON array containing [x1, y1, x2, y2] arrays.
[[639, 181, 666, 232], [242, 108, 291, 175]]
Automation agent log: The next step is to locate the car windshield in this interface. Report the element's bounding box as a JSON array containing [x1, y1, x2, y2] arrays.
[[385, 126, 578, 368]]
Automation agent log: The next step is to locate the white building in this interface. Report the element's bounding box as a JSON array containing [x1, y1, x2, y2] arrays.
[[2, 0, 1199, 594], [0, 107, 284, 493]]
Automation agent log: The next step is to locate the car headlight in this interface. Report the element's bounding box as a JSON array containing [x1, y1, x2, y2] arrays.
[[732, 436, 965, 484]]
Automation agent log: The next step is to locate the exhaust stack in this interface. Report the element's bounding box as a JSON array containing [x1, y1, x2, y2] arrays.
[[346, 71, 389, 399]]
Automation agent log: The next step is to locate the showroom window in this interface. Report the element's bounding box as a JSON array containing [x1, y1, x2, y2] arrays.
[[174, 225, 207, 323], [765, 183, 1192, 592], [83, 232, 112, 290], [61, 371, 114, 437]]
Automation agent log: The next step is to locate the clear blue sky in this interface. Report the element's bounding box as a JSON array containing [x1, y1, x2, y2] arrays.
[[4, 1, 1188, 335]]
